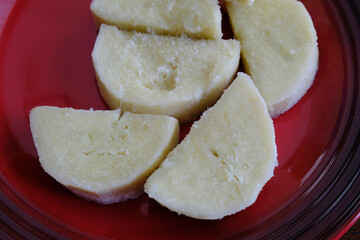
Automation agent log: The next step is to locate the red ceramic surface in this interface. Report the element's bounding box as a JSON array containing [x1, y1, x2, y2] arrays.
[[0, 0, 359, 239]]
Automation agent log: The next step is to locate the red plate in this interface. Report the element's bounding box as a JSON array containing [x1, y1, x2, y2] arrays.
[[0, 0, 359, 239]]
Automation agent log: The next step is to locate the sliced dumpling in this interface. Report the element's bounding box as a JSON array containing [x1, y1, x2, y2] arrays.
[[225, 0, 319, 117], [145, 73, 277, 220], [90, 0, 222, 39], [30, 106, 179, 204], [237, 0, 254, 6], [92, 24, 240, 124]]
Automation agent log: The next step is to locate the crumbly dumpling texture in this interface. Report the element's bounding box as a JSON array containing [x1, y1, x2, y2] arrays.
[[90, 0, 222, 39], [225, 0, 319, 117], [145, 73, 277, 220], [237, 0, 254, 6], [30, 106, 179, 204], [92, 24, 240, 124]]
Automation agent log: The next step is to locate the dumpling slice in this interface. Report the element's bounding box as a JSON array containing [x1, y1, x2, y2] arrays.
[[90, 0, 222, 39], [225, 0, 319, 117], [30, 106, 179, 204], [145, 73, 277, 219], [92, 24, 240, 124]]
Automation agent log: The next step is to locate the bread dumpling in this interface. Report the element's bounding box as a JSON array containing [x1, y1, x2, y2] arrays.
[[225, 0, 319, 117], [145, 73, 277, 219], [90, 0, 222, 39], [30, 106, 179, 204], [92, 24, 240, 124]]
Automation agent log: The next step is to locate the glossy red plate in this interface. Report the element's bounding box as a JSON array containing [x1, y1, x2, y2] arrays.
[[0, 0, 359, 239]]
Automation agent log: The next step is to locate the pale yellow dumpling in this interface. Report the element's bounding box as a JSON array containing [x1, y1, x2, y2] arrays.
[[225, 0, 319, 117], [30, 107, 179, 204], [92, 24, 240, 124], [145, 73, 277, 219], [90, 0, 222, 39]]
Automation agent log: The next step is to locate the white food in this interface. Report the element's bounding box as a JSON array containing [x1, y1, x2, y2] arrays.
[[145, 73, 277, 219], [92, 24, 240, 124], [30, 106, 179, 204], [90, 0, 222, 39], [225, 0, 319, 117]]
